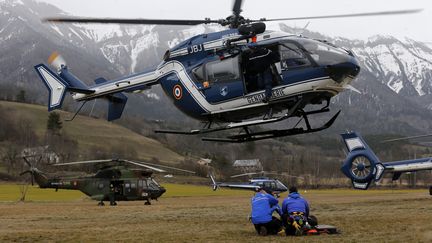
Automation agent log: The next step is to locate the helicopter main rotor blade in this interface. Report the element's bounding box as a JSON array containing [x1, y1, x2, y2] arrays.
[[44, 17, 220, 25], [231, 172, 259, 178], [255, 9, 422, 22], [54, 159, 118, 166], [232, 0, 243, 16], [124, 160, 196, 174], [231, 0, 242, 27], [121, 160, 166, 173], [381, 133, 432, 143]]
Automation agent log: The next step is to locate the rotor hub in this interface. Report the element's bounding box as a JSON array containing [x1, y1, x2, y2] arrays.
[[357, 163, 366, 171]]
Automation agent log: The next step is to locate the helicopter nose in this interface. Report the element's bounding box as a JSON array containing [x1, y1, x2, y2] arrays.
[[160, 187, 166, 195], [326, 61, 360, 83]]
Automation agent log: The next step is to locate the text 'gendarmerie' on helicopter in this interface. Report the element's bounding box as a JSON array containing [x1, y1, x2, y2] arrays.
[[20, 157, 195, 206], [34, 0, 421, 142]]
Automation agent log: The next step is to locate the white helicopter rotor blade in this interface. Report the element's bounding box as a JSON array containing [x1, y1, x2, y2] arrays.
[[344, 84, 362, 94], [381, 133, 432, 143], [230, 172, 258, 178], [125, 160, 196, 174], [54, 159, 117, 166], [122, 160, 166, 173]]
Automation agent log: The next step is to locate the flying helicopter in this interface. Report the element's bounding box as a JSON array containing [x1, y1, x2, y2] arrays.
[[20, 157, 195, 206], [209, 171, 302, 197], [340, 131, 432, 193], [34, 0, 421, 142]]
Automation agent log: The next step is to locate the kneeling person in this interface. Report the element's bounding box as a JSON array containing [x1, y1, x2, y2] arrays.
[[282, 186, 311, 236], [251, 187, 282, 236]]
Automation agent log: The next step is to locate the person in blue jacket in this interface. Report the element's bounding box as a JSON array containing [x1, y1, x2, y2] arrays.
[[250, 187, 282, 236], [281, 186, 311, 236]]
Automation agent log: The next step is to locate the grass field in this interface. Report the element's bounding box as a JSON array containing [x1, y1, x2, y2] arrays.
[[0, 101, 183, 164], [0, 184, 431, 242]]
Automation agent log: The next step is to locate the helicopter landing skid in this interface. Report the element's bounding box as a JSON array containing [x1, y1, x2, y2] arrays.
[[202, 110, 341, 143], [155, 99, 303, 137], [155, 99, 340, 143]]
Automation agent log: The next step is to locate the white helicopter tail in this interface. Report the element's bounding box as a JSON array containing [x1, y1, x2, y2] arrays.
[[34, 64, 71, 111], [34, 52, 94, 111]]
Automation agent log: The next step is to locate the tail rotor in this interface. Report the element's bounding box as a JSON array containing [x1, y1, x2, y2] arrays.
[[47, 51, 67, 71], [340, 132, 385, 189], [20, 156, 43, 186]]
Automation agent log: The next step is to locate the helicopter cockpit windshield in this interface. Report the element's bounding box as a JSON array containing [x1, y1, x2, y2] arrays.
[[147, 178, 160, 190], [275, 180, 287, 190], [296, 38, 352, 66]]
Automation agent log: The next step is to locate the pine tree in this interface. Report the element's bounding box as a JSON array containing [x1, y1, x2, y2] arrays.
[[16, 90, 26, 103], [47, 112, 62, 135]]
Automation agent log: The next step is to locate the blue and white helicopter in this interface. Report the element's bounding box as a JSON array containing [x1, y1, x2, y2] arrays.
[[341, 131, 432, 192], [209, 171, 292, 197], [34, 0, 420, 142]]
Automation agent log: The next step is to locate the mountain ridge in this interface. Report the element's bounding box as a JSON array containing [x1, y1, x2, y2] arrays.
[[1, 0, 432, 135]]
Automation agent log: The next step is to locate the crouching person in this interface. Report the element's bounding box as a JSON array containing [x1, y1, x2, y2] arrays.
[[282, 186, 313, 236], [251, 187, 282, 236]]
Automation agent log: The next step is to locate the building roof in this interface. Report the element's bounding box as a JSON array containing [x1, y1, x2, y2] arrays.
[[233, 159, 261, 167], [197, 158, 212, 165]]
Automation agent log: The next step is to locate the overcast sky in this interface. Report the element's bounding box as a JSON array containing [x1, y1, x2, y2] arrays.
[[36, 0, 431, 42]]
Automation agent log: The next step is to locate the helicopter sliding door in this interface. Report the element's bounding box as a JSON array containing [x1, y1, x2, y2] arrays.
[[193, 56, 245, 103], [123, 180, 138, 198]]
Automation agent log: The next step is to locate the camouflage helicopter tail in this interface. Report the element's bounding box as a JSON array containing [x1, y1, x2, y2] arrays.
[[19, 157, 49, 187]]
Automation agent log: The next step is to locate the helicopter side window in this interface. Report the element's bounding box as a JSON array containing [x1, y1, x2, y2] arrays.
[[131, 183, 136, 189], [138, 180, 143, 188], [193, 56, 241, 84], [98, 183, 104, 189], [279, 43, 310, 70]]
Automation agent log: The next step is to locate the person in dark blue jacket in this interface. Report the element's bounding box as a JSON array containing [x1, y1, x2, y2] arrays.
[[250, 187, 282, 236], [281, 186, 311, 236], [242, 47, 280, 103]]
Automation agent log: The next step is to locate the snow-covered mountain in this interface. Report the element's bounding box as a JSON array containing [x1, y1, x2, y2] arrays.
[[2, 0, 432, 134]]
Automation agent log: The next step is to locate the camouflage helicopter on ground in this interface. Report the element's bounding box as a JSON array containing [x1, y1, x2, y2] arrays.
[[20, 157, 195, 206]]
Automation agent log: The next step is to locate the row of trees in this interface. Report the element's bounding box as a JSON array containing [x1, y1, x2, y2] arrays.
[[0, 102, 78, 177]]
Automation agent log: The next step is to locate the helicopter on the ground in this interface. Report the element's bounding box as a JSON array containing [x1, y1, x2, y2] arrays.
[[34, 0, 420, 142], [20, 157, 195, 206], [340, 131, 432, 193], [209, 171, 302, 197]]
